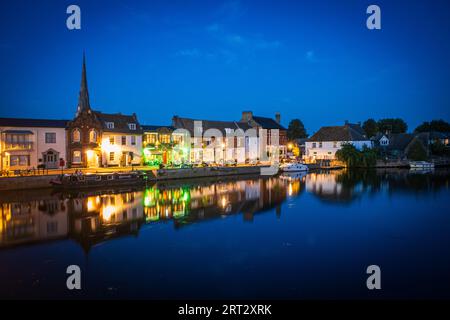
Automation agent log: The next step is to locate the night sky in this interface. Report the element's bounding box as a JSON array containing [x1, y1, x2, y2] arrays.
[[0, 0, 449, 134]]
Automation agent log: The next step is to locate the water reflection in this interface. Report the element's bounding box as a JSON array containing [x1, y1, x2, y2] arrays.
[[1, 169, 448, 250], [0, 175, 305, 250]]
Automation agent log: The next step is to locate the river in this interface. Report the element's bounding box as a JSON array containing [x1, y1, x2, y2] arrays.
[[0, 169, 449, 299]]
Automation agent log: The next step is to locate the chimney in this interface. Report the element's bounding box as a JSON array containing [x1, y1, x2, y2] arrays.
[[242, 111, 253, 122], [275, 112, 281, 124], [172, 115, 179, 127]]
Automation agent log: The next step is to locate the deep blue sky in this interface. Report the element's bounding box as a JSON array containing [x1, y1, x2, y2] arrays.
[[0, 0, 449, 134]]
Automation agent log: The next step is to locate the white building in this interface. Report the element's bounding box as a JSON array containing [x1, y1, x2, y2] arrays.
[[172, 116, 259, 164], [304, 122, 372, 162], [0, 118, 69, 171], [95, 112, 143, 167]]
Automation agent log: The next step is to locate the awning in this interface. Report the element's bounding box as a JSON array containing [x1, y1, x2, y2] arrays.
[[2, 130, 34, 134]]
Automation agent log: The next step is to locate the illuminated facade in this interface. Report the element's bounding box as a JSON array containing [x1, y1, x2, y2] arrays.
[[66, 55, 143, 168], [0, 118, 68, 171], [142, 125, 188, 166], [171, 116, 258, 164]]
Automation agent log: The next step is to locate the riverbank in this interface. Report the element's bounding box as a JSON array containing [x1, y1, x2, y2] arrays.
[[0, 165, 270, 191]]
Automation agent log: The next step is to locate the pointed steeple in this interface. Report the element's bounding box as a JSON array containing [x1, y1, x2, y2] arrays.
[[77, 53, 91, 115]]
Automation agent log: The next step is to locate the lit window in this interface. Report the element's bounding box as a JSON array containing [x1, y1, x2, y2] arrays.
[[147, 133, 157, 144], [106, 122, 115, 129], [45, 132, 56, 144], [73, 129, 81, 143], [128, 123, 136, 130], [160, 134, 170, 144], [89, 130, 97, 143], [122, 136, 126, 145], [73, 151, 81, 163], [131, 136, 136, 145], [110, 152, 115, 161], [109, 136, 115, 145]]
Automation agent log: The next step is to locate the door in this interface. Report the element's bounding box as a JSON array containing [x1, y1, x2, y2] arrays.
[[43, 150, 59, 169]]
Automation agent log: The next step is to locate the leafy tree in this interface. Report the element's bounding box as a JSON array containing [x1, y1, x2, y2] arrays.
[[407, 140, 427, 161], [377, 118, 408, 134], [362, 118, 378, 138], [414, 119, 450, 133], [287, 119, 308, 140], [430, 140, 448, 156], [335, 144, 377, 167]]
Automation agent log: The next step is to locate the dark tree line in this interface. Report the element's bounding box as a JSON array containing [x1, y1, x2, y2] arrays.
[[362, 118, 450, 137]]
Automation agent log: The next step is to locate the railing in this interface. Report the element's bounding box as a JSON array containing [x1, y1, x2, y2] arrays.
[[3, 142, 34, 150]]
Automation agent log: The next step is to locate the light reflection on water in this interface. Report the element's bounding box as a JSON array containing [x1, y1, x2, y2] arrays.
[[0, 169, 449, 299]]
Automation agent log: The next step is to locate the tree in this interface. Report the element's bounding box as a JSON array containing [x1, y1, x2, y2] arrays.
[[407, 140, 427, 161], [362, 119, 378, 138], [335, 144, 377, 167], [414, 119, 450, 133], [287, 119, 308, 140], [377, 118, 408, 134]]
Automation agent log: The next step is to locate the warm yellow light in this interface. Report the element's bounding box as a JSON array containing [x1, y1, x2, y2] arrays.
[[87, 198, 95, 212], [288, 143, 293, 150], [221, 143, 226, 148], [102, 205, 115, 221], [86, 149, 94, 160], [221, 196, 227, 208], [288, 183, 293, 196]]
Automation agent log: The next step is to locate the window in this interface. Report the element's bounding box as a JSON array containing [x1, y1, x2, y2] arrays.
[[110, 152, 115, 161], [45, 132, 56, 144], [128, 123, 136, 130], [381, 138, 389, 146], [73, 129, 81, 143], [312, 142, 316, 148], [131, 136, 136, 145], [89, 130, 97, 143], [147, 133, 157, 144], [109, 136, 115, 145], [159, 134, 170, 144], [319, 142, 323, 148], [122, 136, 126, 145], [173, 134, 183, 144], [10, 155, 30, 166], [333, 141, 338, 148], [106, 122, 114, 129], [72, 151, 81, 163]]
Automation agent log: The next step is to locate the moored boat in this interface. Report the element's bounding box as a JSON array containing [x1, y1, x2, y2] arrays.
[[279, 162, 309, 172], [50, 172, 144, 189], [409, 161, 434, 169]]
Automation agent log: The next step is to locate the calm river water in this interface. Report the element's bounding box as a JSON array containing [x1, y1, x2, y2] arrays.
[[0, 169, 449, 299]]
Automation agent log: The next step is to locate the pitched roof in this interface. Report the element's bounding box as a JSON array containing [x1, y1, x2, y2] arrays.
[[94, 111, 142, 134], [172, 116, 252, 136], [141, 125, 175, 132], [252, 116, 286, 130], [0, 117, 69, 128], [385, 133, 415, 151], [308, 124, 368, 142]]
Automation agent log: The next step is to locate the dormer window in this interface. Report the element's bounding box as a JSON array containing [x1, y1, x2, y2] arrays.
[[128, 123, 136, 130], [106, 122, 115, 129]]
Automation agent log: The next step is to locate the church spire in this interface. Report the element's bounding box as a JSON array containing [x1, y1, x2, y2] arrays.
[[77, 53, 91, 114]]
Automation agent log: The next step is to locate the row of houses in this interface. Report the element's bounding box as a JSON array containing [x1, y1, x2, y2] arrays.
[[301, 121, 449, 162], [0, 56, 287, 171]]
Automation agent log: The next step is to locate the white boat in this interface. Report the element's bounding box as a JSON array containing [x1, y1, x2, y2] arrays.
[[279, 162, 309, 172], [409, 161, 434, 169]]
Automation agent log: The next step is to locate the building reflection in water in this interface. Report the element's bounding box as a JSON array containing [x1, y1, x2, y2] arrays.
[[3, 169, 446, 250], [0, 175, 305, 250]]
